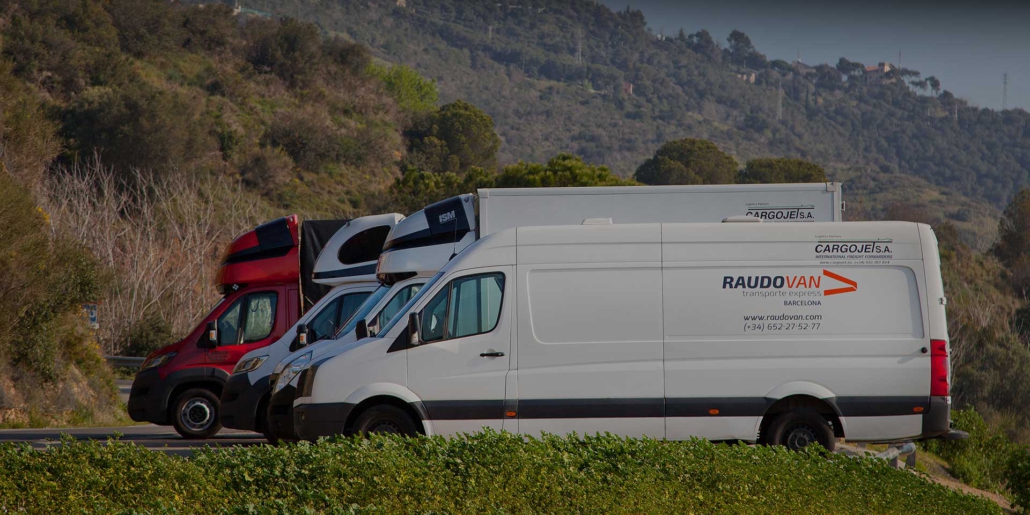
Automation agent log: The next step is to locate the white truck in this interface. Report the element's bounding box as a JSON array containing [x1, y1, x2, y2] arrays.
[[293, 219, 958, 449]]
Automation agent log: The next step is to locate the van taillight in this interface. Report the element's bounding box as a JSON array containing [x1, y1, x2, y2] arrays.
[[930, 339, 949, 397]]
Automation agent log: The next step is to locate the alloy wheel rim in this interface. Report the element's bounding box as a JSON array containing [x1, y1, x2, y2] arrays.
[[785, 423, 818, 450], [181, 398, 214, 432]]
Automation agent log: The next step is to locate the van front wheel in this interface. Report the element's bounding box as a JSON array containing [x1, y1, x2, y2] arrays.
[[352, 405, 419, 437], [172, 388, 222, 439], [765, 409, 836, 452]]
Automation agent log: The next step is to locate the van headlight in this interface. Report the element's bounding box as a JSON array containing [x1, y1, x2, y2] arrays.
[[233, 355, 268, 374], [274, 352, 311, 393], [140, 352, 176, 371]]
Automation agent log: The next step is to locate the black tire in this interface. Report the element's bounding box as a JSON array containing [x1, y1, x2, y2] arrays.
[[352, 405, 419, 437], [262, 402, 280, 445], [765, 409, 836, 452], [172, 388, 222, 439]]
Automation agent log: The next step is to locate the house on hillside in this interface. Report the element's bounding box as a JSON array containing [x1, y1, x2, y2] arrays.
[[231, 0, 272, 18], [863, 62, 895, 84]]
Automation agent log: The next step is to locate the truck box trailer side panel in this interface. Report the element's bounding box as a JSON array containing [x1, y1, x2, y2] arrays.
[[478, 183, 842, 236]]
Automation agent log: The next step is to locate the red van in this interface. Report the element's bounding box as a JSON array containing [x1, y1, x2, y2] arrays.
[[128, 215, 343, 438]]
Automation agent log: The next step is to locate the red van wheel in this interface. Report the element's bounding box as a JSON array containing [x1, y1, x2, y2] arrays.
[[172, 388, 222, 439]]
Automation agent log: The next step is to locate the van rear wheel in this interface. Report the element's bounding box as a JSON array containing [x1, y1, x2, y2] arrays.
[[352, 405, 418, 437], [766, 409, 836, 452], [172, 388, 222, 439]]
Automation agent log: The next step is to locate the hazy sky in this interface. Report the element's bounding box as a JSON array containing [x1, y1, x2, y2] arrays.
[[599, 0, 1030, 111]]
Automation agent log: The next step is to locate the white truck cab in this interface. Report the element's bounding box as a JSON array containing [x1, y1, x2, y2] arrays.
[[219, 214, 403, 436], [294, 220, 956, 449]]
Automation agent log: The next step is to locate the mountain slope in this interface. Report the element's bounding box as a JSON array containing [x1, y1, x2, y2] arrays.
[[247, 0, 1030, 208]]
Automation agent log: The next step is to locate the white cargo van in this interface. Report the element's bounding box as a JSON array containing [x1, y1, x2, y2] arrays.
[[293, 220, 955, 449]]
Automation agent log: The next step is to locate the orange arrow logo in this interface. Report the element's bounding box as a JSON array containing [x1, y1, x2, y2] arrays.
[[822, 270, 857, 296]]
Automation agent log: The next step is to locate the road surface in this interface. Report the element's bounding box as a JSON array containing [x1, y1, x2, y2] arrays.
[[0, 424, 266, 456]]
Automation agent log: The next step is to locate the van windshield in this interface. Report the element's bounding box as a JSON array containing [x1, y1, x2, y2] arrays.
[[379, 272, 444, 336], [333, 286, 389, 339]]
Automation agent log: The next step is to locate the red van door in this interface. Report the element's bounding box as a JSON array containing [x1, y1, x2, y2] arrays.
[[207, 285, 292, 374]]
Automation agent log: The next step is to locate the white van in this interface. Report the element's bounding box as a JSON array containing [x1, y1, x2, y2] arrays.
[[293, 221, 956, 449]]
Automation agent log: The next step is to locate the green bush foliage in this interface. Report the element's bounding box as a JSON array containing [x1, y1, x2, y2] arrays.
[[496, 153, 637, 188], [404, 100, 501, 175], [369, 63, 439, 115], [1009, 448, 1030, 512], [634, 138, 738, 185], [0, 432, 1000, 514], [740, 157, 828, 184], [0, 172, 108, 383], [922, 408, 1018, 494], [119, 312, 175, 357]]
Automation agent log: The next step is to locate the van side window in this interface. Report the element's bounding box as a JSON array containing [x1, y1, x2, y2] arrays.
[[419, 273, 504, 344], [217, 298, 243, 346], [450, 274, 503, 338], [338, 292, 371, 329], [421, 287, 449, 343], [308, 297, 342, 342], [377, 284, 423, 330], [242, 292, 278, 343]]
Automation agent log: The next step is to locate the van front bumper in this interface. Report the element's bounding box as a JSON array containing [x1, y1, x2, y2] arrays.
[[219, 373, 269, 432], [266, 384, 300, 441], [294, 402, 354, 441], [127, 368, 172, 425]]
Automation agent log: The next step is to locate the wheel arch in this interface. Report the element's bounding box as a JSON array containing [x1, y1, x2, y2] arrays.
[[760, 383, 845, 442], [343, 383, 430, 435], [164, 367, 230, 420]]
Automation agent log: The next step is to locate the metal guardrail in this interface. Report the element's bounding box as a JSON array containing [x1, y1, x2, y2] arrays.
[[105, 356, 146, 368], [875, 442, 917, 469]]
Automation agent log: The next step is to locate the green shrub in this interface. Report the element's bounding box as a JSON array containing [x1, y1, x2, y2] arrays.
[[0, 174, 108, 382], [119, 312, 175, 357], [369, 63, 438, 115], [0, 432, 1001, 514], [496, 153, 638, 188], [1010, 449, 1030, 512], [922, 408, 1018, 493]]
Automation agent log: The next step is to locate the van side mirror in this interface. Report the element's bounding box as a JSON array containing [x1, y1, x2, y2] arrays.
[[200, 321, 217, 349], [407, 313, 421, 346], [355, 319, 368, 340], [296, 323, 309, 347]]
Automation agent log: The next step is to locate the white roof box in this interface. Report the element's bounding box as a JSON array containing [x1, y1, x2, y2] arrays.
[[376, 194, 477, 284], [312, 213, 404, 286]]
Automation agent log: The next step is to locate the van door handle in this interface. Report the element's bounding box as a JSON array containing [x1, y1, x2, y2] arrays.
[[480, 351, 505, 358]]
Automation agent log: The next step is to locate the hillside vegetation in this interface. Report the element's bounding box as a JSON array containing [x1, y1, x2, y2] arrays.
[[245, 0, 1028, 208]]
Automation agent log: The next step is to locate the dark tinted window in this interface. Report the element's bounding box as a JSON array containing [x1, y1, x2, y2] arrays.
[[308, 297, 342, 342], [338, 226, 392, 265], [338, 292, 371, 329]]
